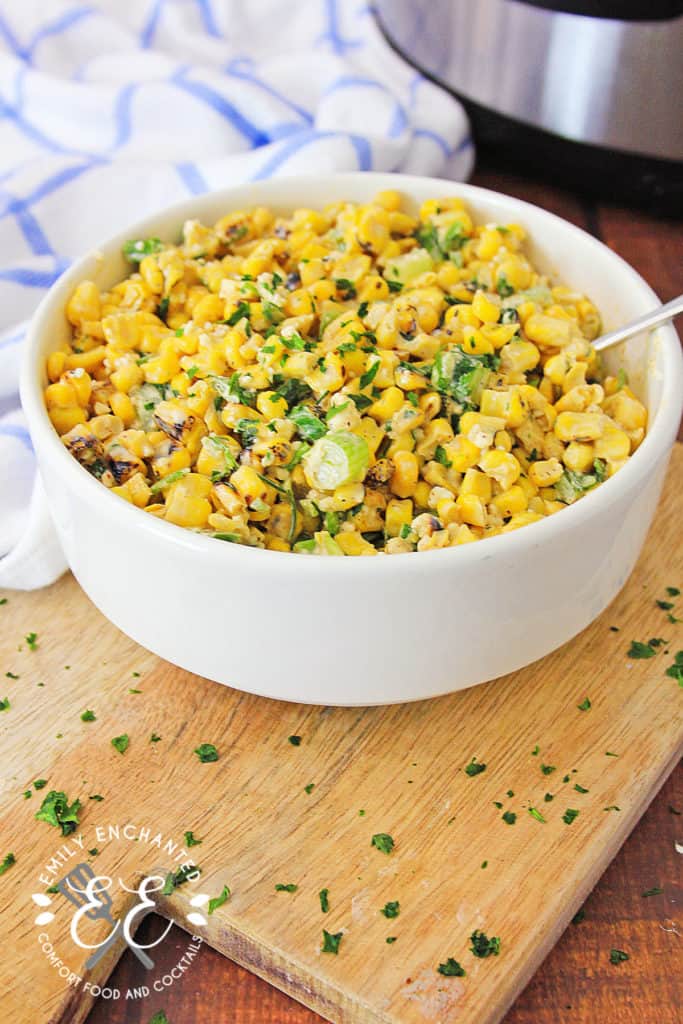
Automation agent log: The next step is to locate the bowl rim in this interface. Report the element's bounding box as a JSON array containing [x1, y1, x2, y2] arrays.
[[21, 171, 683, 577]]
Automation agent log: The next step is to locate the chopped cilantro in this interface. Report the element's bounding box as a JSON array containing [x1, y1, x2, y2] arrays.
[[0, 697, 9, 711], [544, 793, 554, 802], [434, 445, 452, 468], [574, 784, 589, 794], [80, 709, 96, 722], [88, 848, 99, 857], [666, 586, 680, 597], [540, 764, 556, 776], [371, 833, 395, 855], [656, 600, 674, 611], [386, 936, 397, 944], [531, 745, 540, 756], [605, 751, 619, 757], [208, 884, 231, 915], [464, 758, 486, 777], [387, 279, 403, 293], [25, 632, 38, 650], [381, 900, 400, 919], [562, 808, 580, 825], [5, 671, 18, 680], [304, 783, 315, 794], [35, 790, 81, 835], [577, 697, 591, 711], [502, 811, 517, 825], [322, 929, 343, 954], [0, 598, 7, 605], [470, 930, 501, 958], [122, 237, 163, 263], [604, 805, 621, 812], [288, 735, 302, 747], [528, 807, 546, 823], [334, 278, 357, 301], [275, 883, 298, 893], [150, 733, 162, 743], [184, 831, 202, 848], [148, 1013, 169, 1024], [194, 743, 218, 762], [496, 273, 514, 298], [161, 864, 199, 895], [89, 794, 104, 802], [438, 958, 466, 977], [34, 779, 47, 790], [111, 734, 129, 755], [156, 297, 169, 323], [319, 888, 330, 913], [359, 359, 380, 390], [0, 852, 16, 876], [609, 949, 629, 964], [225, 302, 251, 327], [627, 640, 657, 659]]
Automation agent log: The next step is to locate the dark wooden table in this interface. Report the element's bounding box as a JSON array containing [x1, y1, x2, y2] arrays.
[[89, 165, 683, 1024]]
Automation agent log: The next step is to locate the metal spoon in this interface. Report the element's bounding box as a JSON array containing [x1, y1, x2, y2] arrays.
[[592, 293, 683, 352]]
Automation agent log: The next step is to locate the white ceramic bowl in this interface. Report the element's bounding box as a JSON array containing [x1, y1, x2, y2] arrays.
[[21, 173, 683, 705]]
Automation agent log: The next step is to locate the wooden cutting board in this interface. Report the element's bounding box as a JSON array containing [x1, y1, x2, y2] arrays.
[[1, 449, 682, 1024]]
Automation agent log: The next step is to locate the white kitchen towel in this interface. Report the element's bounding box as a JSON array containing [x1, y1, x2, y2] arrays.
[[0, 0, 473, 590]]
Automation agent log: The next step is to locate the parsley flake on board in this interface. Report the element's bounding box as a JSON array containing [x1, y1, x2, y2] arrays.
[[34, 779, 47, 790], [438, 958, 466, 977], [665, 651, 683, 685], [502, 811, 517, 826], [531, 745, 540, 756], [194, 743, 218, 762], [111, 734, 129, 755], [528, 807, 546, 823], [5, 671, 18, 680], [80, 709, 96, 722], [464, 758, 487, 777], [148, 1013, 170, 1024], [540, 764, 556, 776], [562, 808, 580, 825], [656, 600, 674, 611], [150, 733, 162, 743], [577, 698, 591, 711], [609, 949, 629, 964], [470, 930, 501, 958], [288, 735, 302, 746], [574, 784, 589, 794], [381, 901, 400, 919], [275, 883, 298, 893], [208, 884, 231, 915], [666, 586, 680, 597], [25, 632, 38, 651], [322, 930, 343, 955], [386, 936, 397, 944], [0, 697, 9, 712], [371, 833, 395, 854], [627, 640, 658, 659], [184, 831, 202, 848], [319, 888, 330, 913], [0, 852, 16, 876], [304, 783, 315, 794], [35, 790, 81, 835], [89, 794, 104, 802], [161, 864, 200, 895]]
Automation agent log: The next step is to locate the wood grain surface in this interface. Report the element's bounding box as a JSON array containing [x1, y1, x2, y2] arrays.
[[1, 446, 682, 1024]]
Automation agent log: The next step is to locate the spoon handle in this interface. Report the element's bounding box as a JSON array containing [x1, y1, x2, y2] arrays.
[[592, 293, 683, 353]]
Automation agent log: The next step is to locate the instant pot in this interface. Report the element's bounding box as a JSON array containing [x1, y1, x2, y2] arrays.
[[376, 0, 683, 213]]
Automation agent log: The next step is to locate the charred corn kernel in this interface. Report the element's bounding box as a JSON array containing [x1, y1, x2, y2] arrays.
[[524, 313, 572, 348], [370, 386, 404, 421], [50, 195, 638, 554], [528, 457, 563, 487], [555, 411, 604, 443], [594, 425, 630, 461], [491, 485, 528, 518], [66, 280, 101, 326], [390, 450, 419, 498], [479, 450, 521, 490], [461, 468, 492, 501], [47, 351, 67, 381], [336, 532, 377, 556], [109, 391, 135, 426], [49, 405, 87, 434], [456, 492, 486, 527], [602, 392, 647, 431], [563, 441, 595, 473], [500, 340, 540, 375], [472, 291, 500, 324]]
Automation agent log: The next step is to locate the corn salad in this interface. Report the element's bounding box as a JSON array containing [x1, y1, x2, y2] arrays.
[[46, 191, 646, 556]]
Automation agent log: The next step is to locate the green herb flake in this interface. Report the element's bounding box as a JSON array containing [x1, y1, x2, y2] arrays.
[[604, 805, 621, 812], [609, 949, 629, 964], [304, 783, 315, 794], [184, 831, 202, 848], [34, 779, 47, 790], [470, 930, 501, 958], [574, 784, 589, 794], [0, 598, 7, 606], [540, 764, 556, 776], [25, 632, 38, 651], [288, 735, 302, 747], [128, 688, 142, 694], [642, 886, 663, 897], [562, 808, 580, 825], [386, 936, 397, 944], [577, 697, 591, 711], [122, 237, 164, 263], [275, 883, 298, 893], [502, 811, 517, 826], [464, 758, 487, 777], [148, 1013, 170, 1024], [111, 734, 129, 755], [544, 793, 554, 803], [194, 743, 218, 762], [371, 833, 395, 855], [35, 790, 81, 835], [627, 640, 657, 659], [0, 852, 16, 876], [88, 848, 99, 857], [208, 884, 231, 915], [150, 733, 162, 743], [656, 600, 674, 611], [322, 929, 343, 955], [666, 586, 680, 597], [531, 745, 540, 756], [528, 807, 546, 823], [22, 790, 31, 800], [318, 888, 330, 913], [437, 958, 466, 977], [5, 671, 18, 680], [0, 697, 10, 712], [89, 794, 104, 802], [80, 709, 96, 722], [381, 900, 400, 919]]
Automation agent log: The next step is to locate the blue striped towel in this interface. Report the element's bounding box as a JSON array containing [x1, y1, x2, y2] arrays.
[[0, 0, 472, 588]]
